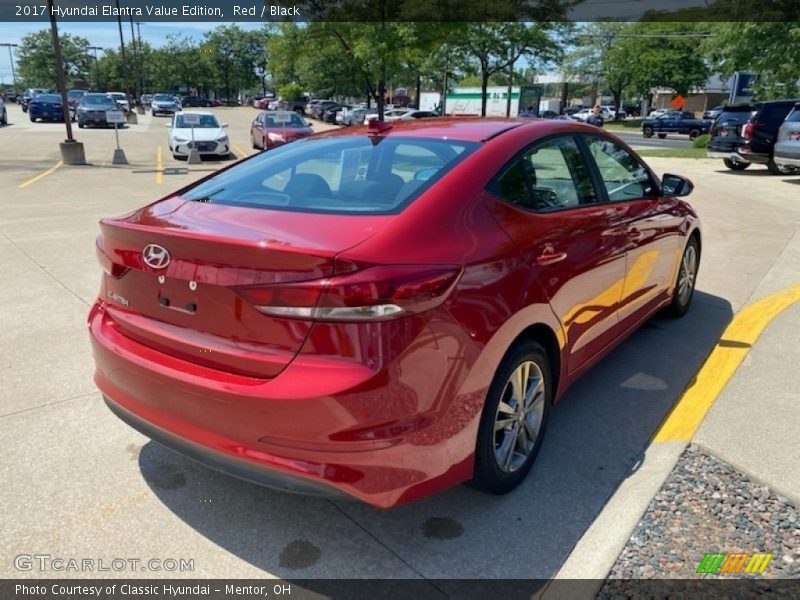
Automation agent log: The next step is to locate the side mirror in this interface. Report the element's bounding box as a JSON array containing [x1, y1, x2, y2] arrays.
[[221, 123, 229, 128], [662, 173, 693, 197], [306, 121, 313, 127]]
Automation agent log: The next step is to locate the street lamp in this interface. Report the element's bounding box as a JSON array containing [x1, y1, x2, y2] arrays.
[[0, 43, 18, 97]]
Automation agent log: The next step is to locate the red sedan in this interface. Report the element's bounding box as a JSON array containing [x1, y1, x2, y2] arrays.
[[89, 118, 701, 508], [250, 110, 314, 150]]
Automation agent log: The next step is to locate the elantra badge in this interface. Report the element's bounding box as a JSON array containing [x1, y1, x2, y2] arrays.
[[142, 244, 171, 269]]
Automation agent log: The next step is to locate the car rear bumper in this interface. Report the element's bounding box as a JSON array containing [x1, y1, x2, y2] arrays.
[[774, 143, 800, 167], [706, 150, 749, 163], [88, 301, 478, 508]]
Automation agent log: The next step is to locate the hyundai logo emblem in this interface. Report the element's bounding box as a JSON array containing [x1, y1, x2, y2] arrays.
[[142, 244, 171, 269]]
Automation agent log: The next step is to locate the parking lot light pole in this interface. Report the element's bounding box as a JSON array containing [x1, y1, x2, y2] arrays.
[[87, 46, 103, 89], [0, 43, 18, 98], [47, 0, 85, 165]]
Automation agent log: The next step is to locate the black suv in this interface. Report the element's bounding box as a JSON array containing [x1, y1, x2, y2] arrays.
[[707, 104, 758, 171], [709, 100, 800, 173]]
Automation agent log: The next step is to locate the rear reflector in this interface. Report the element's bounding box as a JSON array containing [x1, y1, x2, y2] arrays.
[[236, 265, 461, 321]]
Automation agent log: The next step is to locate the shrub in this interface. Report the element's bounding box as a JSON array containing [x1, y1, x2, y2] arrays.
[[278, 83, 305, 101], [693, 134, 710, 148]]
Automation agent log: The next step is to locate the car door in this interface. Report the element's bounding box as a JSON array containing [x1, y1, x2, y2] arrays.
[[486, 134, 629, 373], [581, 135, 684, 327]]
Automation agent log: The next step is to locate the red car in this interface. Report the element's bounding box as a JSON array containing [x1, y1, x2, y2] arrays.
[[250, 110, 314, 150], [89, 118, 700, 508]]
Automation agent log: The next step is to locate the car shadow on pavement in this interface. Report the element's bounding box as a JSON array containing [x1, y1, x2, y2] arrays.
[[713, 169, 774, 176], [138, 290, 732, 581]]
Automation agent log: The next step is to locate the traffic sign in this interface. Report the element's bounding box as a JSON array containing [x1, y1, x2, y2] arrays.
[[182, 112, 201, 126], [106, 110, 125, 124]]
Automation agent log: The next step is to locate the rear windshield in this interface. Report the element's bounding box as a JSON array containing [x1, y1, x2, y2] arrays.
[[263, 113, 306, 127], [182, 136, 478, 214], [174, 114, 219, 128], [786, 107, 800, 123], [154, 94, 174, 101]]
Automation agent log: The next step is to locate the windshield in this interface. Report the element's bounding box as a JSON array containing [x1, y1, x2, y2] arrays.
[[153, 94, 174, 102], [182, 136, 478, 215], [81, 95, 113, 105], [68, 90, 85, 99], [36, 95, 61, 103], [174, 114, 219, 128], [263, 113, 306, 128]]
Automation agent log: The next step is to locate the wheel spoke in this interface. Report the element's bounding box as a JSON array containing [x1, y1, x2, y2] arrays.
[[502, 423, 520, 470], [525, 378, 544, 412], [497, 396, 516, 417], [511, 365, 526, 406], [494, 416, 516, 432]]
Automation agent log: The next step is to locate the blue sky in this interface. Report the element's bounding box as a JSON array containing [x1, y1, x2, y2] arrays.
[[0, 22, 261, 84]]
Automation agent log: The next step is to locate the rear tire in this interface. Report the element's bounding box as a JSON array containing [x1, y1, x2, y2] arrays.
[[29, 115, 36, 122], [723, 159, 749, 171], [668, 237, 700, 317], [643, 127, 653, 138], [657, 133, 667, 139], [767, 158, 793, 175], [688, 129, 700, 141], [472, 341, 552, 495]]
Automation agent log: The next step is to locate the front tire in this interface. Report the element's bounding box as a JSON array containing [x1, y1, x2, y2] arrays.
[[767, 158, 794, 175], [668, 237, 700, 317], [643, 126, 653, 138], [723, 159, 750, 171], [472, 341, 552, 495], [657, 133, 667, 139]]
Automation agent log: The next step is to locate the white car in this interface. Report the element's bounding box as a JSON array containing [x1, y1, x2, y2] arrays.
[[648, 108, 671, 118], [108, 92, 130, 112], [574, 107, 615, 121], [363, 108, 412, 122], [167, 111, 230, 159]]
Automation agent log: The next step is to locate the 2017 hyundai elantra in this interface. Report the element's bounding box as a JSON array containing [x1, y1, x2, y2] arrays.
[[89, 118, 701, 508]]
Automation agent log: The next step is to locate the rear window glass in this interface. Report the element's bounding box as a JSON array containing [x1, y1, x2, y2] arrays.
[[785, 107, 800, 123], [182, 136, 478, 214]]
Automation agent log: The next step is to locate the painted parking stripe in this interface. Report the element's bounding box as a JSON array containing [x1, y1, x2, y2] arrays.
[[156, 146, 163, 185], [18, 161, 63, 189], [654, 284, 800, 442], [232, 144, 247, 158]]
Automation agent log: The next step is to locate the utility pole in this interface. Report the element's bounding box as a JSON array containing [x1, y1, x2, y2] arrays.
[[46, 0, 85, 164], [0, 43, 18, 97], [135, 22, 145, 97], [87, 46, 103, 89]]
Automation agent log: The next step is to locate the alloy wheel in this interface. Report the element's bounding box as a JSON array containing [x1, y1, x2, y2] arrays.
[[493, 361, 546, 473], [677, 244, 697, 306]]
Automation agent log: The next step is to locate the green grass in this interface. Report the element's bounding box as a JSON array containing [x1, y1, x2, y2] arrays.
[[636, 147, 709, 159], [604, 118, 645, 130]]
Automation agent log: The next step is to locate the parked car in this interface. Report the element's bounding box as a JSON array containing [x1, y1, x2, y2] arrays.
[[564, 106, 584, 116], [140, 94, 153, 107], [21, 88, 48, 112], [181, 95, 212, 108], [250, 110, 314, 150], [362, 108, 413, 122], [28, 94, 65, 122], [151, 93, 180, 116], [773, 103, 800, 171], [67, 89, 88, 119], [706, 104, 758, 171], [278, 99, 307, 115], [736, 99, 800, 174], [392, 109, 438, 121], [337, 107, 369, 126], [108, 92, 130, 112], [0, 96, 6, 125], [647, 108, 672, 119], [641, 111, 712, 140], [166, 111, 230, 159], [311, 101, 339, 120], [703, 105, 724, 120], [573, 107, 614, 122], [323, 105, 346, 123], [602, 105, 626, 119], [76, 93, 120, 128], [90, 118, 701, 508]]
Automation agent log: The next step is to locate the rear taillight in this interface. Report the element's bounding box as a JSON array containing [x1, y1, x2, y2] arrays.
[[96, 236, 128, 279], [236, 266, 462, 321], [742, 121, 757, 140]]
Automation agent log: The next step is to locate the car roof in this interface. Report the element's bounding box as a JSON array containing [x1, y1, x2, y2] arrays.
[[176, 110, 215, 116]]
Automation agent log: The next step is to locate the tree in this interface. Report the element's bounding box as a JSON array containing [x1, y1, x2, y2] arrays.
[[705, 23, 800, 98], [457, 23, 561, 116], [17, 29, 92, 89]]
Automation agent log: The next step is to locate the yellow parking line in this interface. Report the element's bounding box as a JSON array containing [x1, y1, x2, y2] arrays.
[[232, 144, 247, 159], [156, 146, 163, 185], [654, 284, 800, 441], [19, 161, 63, 189]]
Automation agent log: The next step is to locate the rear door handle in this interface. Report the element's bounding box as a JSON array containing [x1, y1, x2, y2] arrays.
[[536, 251, 568, 266]]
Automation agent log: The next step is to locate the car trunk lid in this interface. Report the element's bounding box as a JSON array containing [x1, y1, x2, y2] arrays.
[[97, 196, 388, 378]]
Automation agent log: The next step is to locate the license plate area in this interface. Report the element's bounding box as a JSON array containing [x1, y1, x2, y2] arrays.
[[791, 132, 800, 141], [157, 277, 199, 315]]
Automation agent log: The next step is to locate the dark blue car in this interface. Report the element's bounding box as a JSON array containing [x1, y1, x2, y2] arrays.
[[29, 94, 65, 123]]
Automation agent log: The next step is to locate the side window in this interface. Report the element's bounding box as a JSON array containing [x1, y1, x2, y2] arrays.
[[491, 136, 596, 212], [586, 137, 658, 201]]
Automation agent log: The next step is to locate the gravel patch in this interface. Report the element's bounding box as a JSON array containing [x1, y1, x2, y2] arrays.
[[599, 446, 798, 597]]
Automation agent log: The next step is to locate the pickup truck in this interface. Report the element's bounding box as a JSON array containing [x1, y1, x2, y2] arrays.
[[641, 111, 713, 140]]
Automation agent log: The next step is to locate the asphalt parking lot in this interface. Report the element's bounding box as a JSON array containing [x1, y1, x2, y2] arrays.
[[1, 103, 799, 585]]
